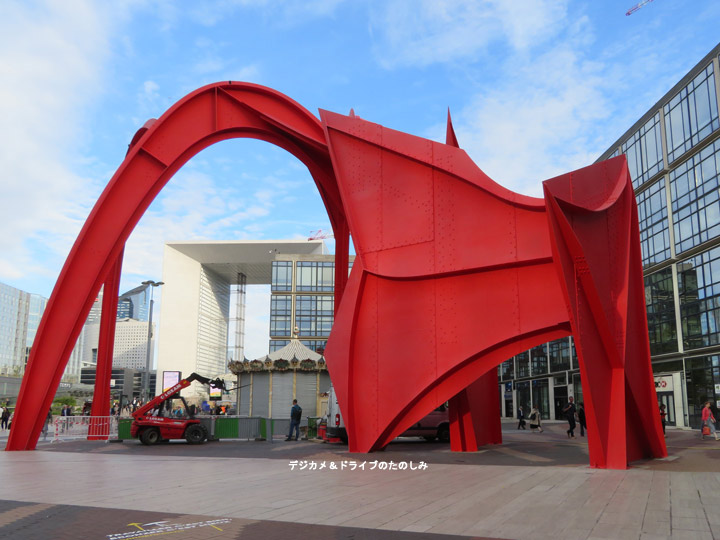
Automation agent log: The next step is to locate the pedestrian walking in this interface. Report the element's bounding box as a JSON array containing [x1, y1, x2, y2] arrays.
[[286, 399, 302, 441], [578, 402, 587, 437], [659, 404, 667, 436], [41, 409, 53, 440], [563, 396, 577, 438], [529, 405, 543, 432], [0, 406, 8, 430], [701, 401, 719, 440], [517, 406, 526, 430]]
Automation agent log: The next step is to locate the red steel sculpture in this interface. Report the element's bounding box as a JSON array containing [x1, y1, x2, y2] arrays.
[[7, 82, 666, 469]]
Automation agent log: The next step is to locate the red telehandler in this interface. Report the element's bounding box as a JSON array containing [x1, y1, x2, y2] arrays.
[[130, 372, 226, 445]]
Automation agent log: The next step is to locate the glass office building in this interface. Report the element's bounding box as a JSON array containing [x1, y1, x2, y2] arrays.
[[500, 43, 720, 429], [269, 256, 353, 354]]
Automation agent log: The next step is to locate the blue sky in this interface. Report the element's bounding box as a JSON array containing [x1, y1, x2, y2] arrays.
[[1, 0, 719, 359]]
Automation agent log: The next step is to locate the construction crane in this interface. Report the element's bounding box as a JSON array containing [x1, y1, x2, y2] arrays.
[[626, 0, 654, 16], [308, 229, 334, 240]]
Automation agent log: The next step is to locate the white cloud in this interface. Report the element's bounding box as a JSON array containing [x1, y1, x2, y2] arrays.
[[0, 1, 121, 287], [454, 42, 611, 196], [370, 0, 568, 68]]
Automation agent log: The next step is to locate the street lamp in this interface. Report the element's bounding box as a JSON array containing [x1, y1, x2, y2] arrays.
[[142, 280, 164, 402]]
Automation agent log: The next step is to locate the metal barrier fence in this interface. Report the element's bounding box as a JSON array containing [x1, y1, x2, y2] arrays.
[[47, 415, 319, 443], [50, 416, 119, 442]]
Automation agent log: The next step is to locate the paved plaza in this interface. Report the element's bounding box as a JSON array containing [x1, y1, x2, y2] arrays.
[[0, 422, 719, 539]]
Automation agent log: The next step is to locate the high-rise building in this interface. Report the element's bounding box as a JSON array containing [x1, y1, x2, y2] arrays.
[[0, 281, 81, 381], [269, 257, 353, 354], [0, 282, 32, 376], [498, 42, 720, 430], [78, 318, 154, 371], [117, 285, 150, 321]]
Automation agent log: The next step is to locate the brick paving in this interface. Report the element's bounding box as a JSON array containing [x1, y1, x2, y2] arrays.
[[0, 424, 718, 539]]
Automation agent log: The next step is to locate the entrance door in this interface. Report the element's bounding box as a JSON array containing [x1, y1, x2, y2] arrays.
[[657, 391, 676, 426], [554, 385, 568, 420]]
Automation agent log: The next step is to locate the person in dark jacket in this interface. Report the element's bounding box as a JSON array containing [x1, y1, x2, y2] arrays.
[[578, 402, 587, 437], [563, 396, 577, 439], [517, 406, 526, 430], [286, 399, 302, 441]]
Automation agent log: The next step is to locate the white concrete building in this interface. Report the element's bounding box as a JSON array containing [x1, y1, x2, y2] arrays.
[[156, 240, 327, 400], [77, 318, 154, 371]]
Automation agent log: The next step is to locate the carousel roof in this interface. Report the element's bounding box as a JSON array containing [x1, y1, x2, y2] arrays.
[[258, 339, 323, 362]]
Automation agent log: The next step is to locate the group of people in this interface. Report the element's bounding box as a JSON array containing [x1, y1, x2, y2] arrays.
[[516, 405, 544, 432], [516, 397, 587, 437]]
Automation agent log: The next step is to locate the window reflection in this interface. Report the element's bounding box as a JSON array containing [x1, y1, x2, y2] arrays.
[[623, 113, 664, 189], [295, 295, 334, 337], [271, 261, 292, 292], [670, 139, 720, 254], [637, 178, 671, 266], [296, 261, 334, 292], [664, 63, 719, 163], [645, 268, 678, 354], [270, 295, 292, 336], [516, 351, 530, 378], [549, 338, 571, 372], [678, 246, 720, 349], [530, 344, 547, 376]]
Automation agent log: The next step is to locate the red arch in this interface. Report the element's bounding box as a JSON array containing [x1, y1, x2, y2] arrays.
[[7, 82, 349, 451]]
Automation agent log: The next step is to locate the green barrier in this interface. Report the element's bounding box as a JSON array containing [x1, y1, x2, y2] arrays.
[[117, 418, 133, 440], [307, 417, 319, 439], [214, 417, 239, 439]]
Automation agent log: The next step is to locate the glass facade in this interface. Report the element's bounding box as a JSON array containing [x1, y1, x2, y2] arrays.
[[530, 344, 547, 376], [500, 358, 514, 380], [295, 295, 334, 337], [515, 351, 530, 378], [549, 339, 571, 372], [271, 261, 292, 292], [270, 295, 292, 336], [678, 246, 720, 350], [644, 267, 678, 355], [684, 355, 720, 428], [531, 379, 550, 420], [637, 178, 671, 266], [664, 63, 719, 163], [296, 261, 334, 292], [269, 257, 352, 355], [623, 112, 664, 189], [670, 138, 720, 254]]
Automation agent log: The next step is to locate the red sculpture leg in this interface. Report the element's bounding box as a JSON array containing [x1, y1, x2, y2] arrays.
[[543, 157, 667, 468], [88, 251, 123, 440], [449, 370, 501, 451]]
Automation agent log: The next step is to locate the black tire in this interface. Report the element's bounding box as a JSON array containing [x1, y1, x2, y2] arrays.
[[339, 432, 348, 445], [185, 424, 208, 444], [437, 424, 450, 443], [140, 428, 161, 446]]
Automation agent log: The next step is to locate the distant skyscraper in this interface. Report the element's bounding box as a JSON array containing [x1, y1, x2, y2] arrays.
[[117, 284, 150, 321]]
